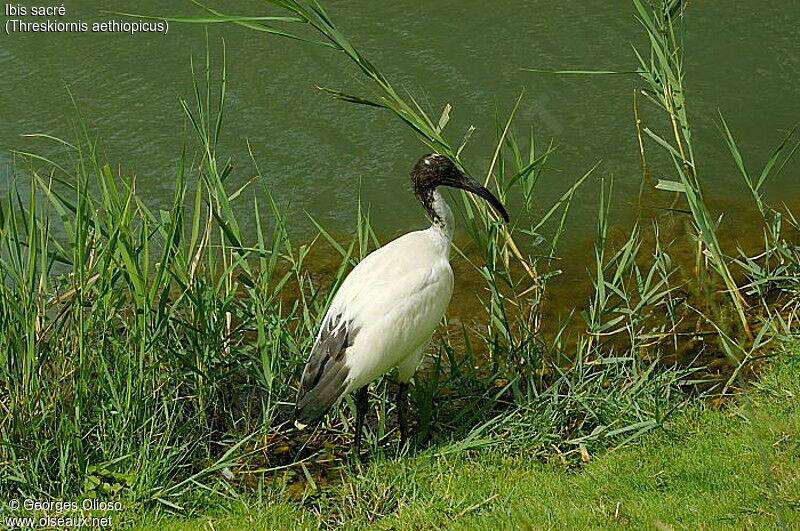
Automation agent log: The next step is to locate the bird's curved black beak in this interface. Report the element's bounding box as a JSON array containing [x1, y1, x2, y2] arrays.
[[455, 172, 510, 222]]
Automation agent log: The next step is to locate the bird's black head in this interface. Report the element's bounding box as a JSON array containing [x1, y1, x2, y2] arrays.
[[411, 153, 509, 222]]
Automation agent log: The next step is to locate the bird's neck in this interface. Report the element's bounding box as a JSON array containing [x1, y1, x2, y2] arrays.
[[420, 188, 454, 246]]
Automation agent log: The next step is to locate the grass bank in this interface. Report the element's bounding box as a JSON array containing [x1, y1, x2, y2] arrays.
[[134, 344, 800, 529]]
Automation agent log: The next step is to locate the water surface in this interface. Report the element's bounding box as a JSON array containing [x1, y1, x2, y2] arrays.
[[1, 1, 798, 243]]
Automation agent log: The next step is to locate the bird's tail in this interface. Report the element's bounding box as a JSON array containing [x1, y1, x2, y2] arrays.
[[294, 362, 349, 429]]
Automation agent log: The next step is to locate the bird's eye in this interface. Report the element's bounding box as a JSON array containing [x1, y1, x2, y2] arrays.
[[424, 154, 445, 165]]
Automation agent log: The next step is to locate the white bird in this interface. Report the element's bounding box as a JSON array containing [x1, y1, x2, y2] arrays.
[[293, 153, 509, 454]]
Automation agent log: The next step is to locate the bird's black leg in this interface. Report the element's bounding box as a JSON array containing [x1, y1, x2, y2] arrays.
[[353, 386, 368, 459], [397, 382, 409, 447]]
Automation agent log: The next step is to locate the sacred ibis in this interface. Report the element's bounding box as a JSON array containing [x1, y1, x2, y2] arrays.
[[294, 153, 509, 453]]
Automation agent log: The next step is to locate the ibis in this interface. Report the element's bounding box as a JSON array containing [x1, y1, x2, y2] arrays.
[[294, 153, 509, 454]]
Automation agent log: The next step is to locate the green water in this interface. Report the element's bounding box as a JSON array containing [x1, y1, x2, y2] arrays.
[[1, 1, 798, 241]]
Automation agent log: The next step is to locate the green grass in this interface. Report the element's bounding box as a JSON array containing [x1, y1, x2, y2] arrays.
[[130, 345, 800, 530]]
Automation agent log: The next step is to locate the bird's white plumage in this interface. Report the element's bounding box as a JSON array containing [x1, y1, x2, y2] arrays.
[[316, 190, 454, 395], [294, 154, 509, 442]]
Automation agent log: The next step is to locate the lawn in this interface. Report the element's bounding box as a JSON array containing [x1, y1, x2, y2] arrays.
[[134, 346, 799, 530]]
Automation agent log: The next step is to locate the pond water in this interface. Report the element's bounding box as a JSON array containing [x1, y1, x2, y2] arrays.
[[1, 0, 799, 245]]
